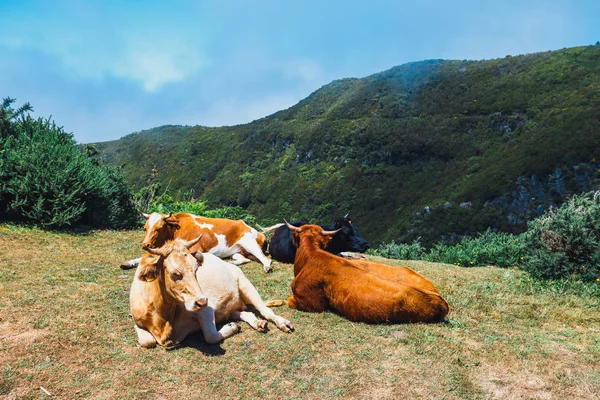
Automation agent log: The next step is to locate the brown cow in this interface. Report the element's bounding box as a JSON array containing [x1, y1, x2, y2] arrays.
[[280, 222, 449, 323], [130, 237, 293, 348], [121, 212, 272, 272]]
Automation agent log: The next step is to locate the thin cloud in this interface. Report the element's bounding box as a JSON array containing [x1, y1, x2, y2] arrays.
[[1, 1, 599, 143], [109, 38, 207, 92]]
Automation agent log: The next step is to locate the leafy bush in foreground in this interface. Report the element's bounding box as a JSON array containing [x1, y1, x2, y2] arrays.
[[522, 191, 600, 281], [0, 97, 136, 228]]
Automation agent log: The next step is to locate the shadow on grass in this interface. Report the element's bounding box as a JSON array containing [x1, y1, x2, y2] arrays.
[[168, 332, 227, 356]]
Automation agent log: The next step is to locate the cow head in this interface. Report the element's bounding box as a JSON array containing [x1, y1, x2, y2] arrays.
[[140, 212, 180, 249], [140, 236, 208, 312], [285, 220, 341, 250], [331, 214, 370, 253]]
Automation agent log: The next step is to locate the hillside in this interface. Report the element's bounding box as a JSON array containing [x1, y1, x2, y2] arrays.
[[95, 45, 600, 245]]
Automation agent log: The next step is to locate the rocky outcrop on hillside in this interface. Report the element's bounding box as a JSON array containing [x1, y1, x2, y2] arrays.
[[488, 163, 600, 224]]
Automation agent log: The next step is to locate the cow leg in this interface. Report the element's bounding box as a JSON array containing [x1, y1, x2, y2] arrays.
[[230, 310, 268, 333], [120, 257, 141, 270], [134, 325, 157, 348], [237, 276, 294, 333], [231, 253, 252, 265], [197, 307, 241, 344], [287, 288, 328, 313], [236, 235, 273, 273]]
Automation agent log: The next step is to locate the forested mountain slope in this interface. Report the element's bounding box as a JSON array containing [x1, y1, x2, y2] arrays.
[[95, 45, 600, 245]]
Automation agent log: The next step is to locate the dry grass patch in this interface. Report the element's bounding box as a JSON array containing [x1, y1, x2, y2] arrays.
[[0, 224, 598, 399]]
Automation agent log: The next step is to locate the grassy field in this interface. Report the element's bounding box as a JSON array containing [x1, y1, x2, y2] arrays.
[[0, 224, 599, 399]]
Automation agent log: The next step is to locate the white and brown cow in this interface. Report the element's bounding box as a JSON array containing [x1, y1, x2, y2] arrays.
[[130, 237, 293, 348], [121, 212, 272, 272]]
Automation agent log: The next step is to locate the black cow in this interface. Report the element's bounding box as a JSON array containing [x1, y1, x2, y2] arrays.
[[266, 214, 370, 263]]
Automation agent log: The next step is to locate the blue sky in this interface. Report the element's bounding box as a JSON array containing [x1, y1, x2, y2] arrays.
[[1, 1, 599, 143]]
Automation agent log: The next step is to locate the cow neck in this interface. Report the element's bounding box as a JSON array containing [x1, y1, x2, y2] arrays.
[[294, 235, 330, 275], [155, 224, 179, 248], [148, 268, 177, 338]]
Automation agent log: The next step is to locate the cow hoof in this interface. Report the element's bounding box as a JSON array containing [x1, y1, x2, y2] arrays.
[[257, 320, 268, 333], [277, 320, 294, 333], [264, 266, 273, 273], [228, 322, 241, 333], [120, 263, 135, 270]]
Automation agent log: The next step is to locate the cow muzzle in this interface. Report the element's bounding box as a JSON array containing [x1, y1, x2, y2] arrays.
[[186, 296, 208, 312], [353, 239, 371, 252]]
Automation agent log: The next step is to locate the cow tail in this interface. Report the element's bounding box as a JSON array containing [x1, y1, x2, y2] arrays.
[[264, 300, 287, 307]]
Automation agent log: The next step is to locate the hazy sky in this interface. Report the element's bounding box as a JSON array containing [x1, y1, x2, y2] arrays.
[[1, 1, 599, 143]]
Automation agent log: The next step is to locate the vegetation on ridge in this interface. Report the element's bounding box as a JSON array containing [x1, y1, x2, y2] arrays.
[[95, 45, 600, 245]]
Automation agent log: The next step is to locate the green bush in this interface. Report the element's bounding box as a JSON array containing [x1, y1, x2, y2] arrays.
[[0, 97, 136, 228], [424, 230, 527, 268], [522, 191, 600, 281], [372, 230, 526, 268], [368, 239, 425, 260], [372, 191, 600, 283]]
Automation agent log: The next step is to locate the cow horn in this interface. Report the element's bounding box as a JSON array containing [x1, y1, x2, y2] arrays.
[[139, 210, 150, 219], [261, 223, 285, 233], [284, 219, 301, 232], [165, 213, 172, 219], [344, 212, 350, 219], [320, 228, 342, 236], [144, 245, 170, 257], [182, 235, 203, 249]]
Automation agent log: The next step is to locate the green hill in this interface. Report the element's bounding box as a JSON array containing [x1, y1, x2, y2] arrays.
[[95, 45, 600, 246]]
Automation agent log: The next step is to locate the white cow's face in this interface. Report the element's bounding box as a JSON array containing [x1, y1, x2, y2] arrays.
[[140, 238, 208, 312], [163, 249, 207, 312]]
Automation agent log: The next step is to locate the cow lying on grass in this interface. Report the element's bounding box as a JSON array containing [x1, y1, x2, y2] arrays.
[[265, 214, 371, 263], [121, 212, 273, 273], [274, 222, 449, 323], [130, 236, 293, 348]]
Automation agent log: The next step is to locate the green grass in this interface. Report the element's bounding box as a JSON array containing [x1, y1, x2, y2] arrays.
[[0, 223, 599, 399]]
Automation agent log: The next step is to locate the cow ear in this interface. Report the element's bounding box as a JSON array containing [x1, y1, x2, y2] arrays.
[[138, 255, 161, 282], [165, 215, 179, 228], [191, 251, 204, 266]]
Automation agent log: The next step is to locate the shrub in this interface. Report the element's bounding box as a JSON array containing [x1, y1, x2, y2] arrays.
[[521, 191, 600, 281], [0, 97, 136, 228], [372, 229, 527, 268], [424, 230, 527, 268], [368, 239, 425, 260]]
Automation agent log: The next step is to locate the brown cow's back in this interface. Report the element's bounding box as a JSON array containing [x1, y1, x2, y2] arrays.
[[320, 257, 448, 323], [289, 224, 449, 323], [347, 259, 441, 294]]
